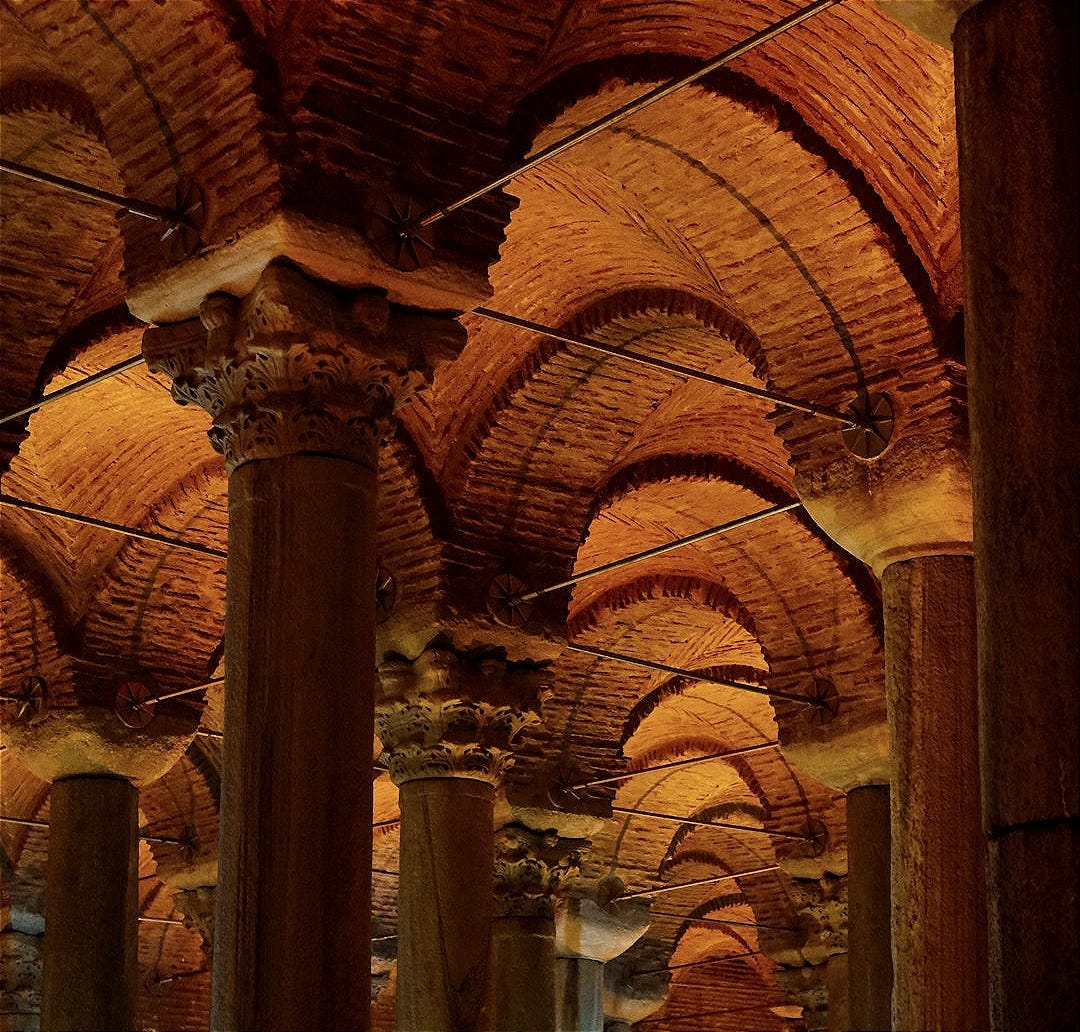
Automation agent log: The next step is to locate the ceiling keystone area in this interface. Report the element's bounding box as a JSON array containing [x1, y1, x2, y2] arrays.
[[1, 2, 961, 1029]]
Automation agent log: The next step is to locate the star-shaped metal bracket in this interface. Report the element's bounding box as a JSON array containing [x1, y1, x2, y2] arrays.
[[365, 192, 436, 272], [841, 390, 894, 459], [158, 175, 205, 262], [0, 675, 48, 722], [806, 677, 840, 725], [486, 573, 535, 628]]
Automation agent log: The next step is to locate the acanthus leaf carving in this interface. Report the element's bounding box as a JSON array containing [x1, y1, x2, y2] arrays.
[[493, 823, 587, 919], [142, 263, 466, 470], [375, 643, 550, 785]]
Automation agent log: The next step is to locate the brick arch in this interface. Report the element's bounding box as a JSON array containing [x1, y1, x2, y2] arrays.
[[595, 454, 792, 520], [0, 76, 107, 142], [0, 537, 76, 692], [0, 85, 127, 472], [568, 572, 759, 644], [141, 746, 220, 888], [511, 11, 957, 324]]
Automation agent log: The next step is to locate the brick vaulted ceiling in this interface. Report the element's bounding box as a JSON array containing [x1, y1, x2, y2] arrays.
[[0, 2, 962, 1029]]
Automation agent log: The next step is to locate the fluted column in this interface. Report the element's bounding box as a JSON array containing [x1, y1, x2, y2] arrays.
[[955, 2, 1080, 1027], [376, 644, 549, 1032], [492, 824, 586, 1032], [144, 261, 464, 1031], [554, 896, 650, 1032]]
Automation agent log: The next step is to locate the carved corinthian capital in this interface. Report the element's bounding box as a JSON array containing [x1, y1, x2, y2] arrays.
[[143, 262, 465, 471], [493, 823, 587, 919], [375, 643, 550, 785]]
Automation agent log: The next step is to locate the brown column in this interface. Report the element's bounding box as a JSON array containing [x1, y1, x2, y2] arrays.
[[216, 453, 375, 1029], [144, 262, 466, 1031], [376, 644, 549, 1032], [955, 3, 1080, 1028], [884, 556, 987, 1029], [397, 778, 494, 1031], [825, 953, 849, 1032], [41, 776, 137, 1032], [846, 783, 891, 1031], [492, 824, 586, 1032]]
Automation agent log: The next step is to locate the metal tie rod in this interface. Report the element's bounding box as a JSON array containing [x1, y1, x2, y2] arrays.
[[0, 159, 174, 223], [631, 950, 762, 977], [618, 864, 780, 901], [650, 910, 795, 932], [0, 494, 226, 560], [415, 0, 845, 229], [0, 814, 187, 846], [567, 642, 820, 708], [612, 807, 811, 841], [573, 741, 779, 789], [0, 355, 144, 427], [473, 307, 854, 424], [517, 501, 801, 603]]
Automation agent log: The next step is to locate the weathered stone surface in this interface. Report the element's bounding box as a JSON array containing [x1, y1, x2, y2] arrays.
[[956, 2, 1080, 1027]]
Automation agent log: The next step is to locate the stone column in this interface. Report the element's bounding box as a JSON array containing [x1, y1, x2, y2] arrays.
[[846, 783, 891, 1031], [554, 896, 650, 1032], [375, 644, 548, 1032], [492, 823, 586, 1032], [42, 777, 137, 1032], [798, 435, 988, 1027], [602, 943, 670, 1032], [884, 556, 986, 1029], [954, 3, 1080, 1028], [4, 672, 197, 1031], [144, 262, 464, 1031]]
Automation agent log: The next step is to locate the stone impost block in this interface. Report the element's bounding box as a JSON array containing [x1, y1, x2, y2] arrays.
[[602, 940, 671, 1027], [143, 261, 466, 471], [2, 671, 198, 787], [796, 428, 973, 577], [493, 823, 587, 920], [376, 642, 550, 785], [555, 895, 651, 963]]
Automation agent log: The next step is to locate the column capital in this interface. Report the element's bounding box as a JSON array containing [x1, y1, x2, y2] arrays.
[[375, 642, 550, 785], [143, 262, 465, 471], [493, 823, 587, 920]]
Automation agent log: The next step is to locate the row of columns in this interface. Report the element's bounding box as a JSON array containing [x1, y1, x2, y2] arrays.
[[8, 5, 1075, 1028]]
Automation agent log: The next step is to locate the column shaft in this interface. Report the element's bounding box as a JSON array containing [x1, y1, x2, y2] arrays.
[[955, 2, 1080, 1028], [846, 784, 891, 1031], [492, 914, 557, 1032], [396, 777, 494, 1031], [213, 454, 376, 1031], [556, 956, 603, 1032], [884, 556, 987, 1029], [41, 776, 137, 1032]]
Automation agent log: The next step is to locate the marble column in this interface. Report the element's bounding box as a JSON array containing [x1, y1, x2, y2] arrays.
[[376, 644, 548, 1032], [846, 783, 891, 1031], [884, 556, 987, 1030], [492, 823, 587, 1032], [144, 261, 464, 1030], [954, 2, 1080, 1028], [554, 896, 650, 1032]]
